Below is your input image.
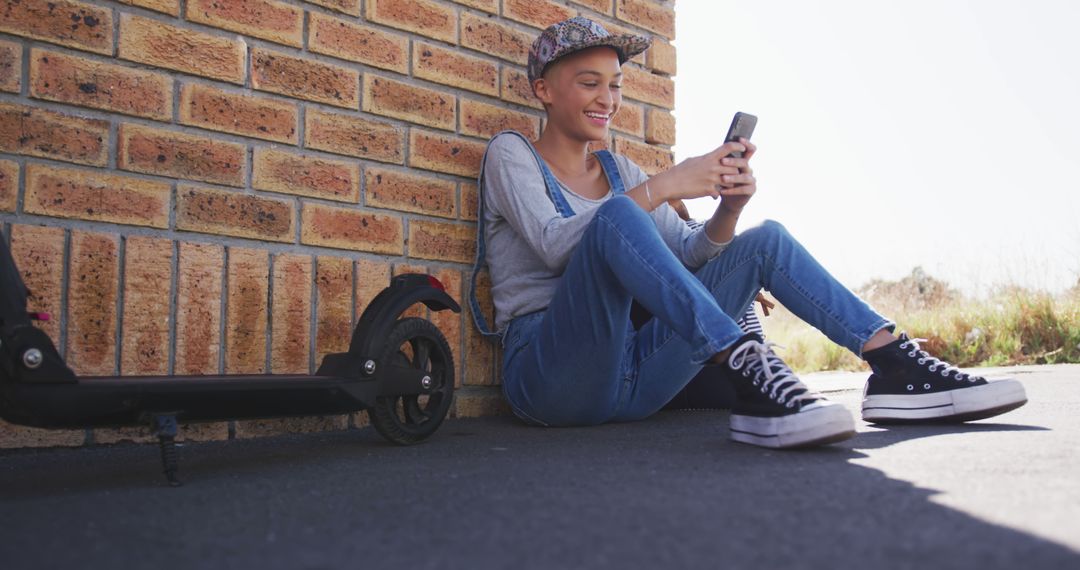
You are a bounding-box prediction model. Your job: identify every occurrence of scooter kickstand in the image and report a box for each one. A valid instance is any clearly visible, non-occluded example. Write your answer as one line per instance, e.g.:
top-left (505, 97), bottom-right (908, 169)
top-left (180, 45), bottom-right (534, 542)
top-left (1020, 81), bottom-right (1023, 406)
top-left (150, 414), bottom-right (182, 487)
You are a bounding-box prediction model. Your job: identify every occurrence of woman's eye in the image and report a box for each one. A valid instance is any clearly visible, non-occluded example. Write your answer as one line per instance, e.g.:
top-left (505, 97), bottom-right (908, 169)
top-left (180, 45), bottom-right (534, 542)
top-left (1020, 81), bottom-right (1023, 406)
top-left (610, 84), bottom-right (622, 90)
top-left (581, 82), bottom-right (598, 87)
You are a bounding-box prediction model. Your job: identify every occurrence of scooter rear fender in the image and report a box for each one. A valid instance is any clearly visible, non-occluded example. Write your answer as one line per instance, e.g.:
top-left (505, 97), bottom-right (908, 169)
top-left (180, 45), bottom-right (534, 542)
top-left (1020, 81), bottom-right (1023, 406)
top-left (347, 273), bottom-right (461, 361)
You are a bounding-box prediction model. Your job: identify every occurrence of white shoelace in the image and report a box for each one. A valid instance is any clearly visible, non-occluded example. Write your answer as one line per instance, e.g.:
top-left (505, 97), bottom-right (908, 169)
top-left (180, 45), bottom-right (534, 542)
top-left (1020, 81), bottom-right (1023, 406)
top-left (728, 340), bottom-right (816, 407)
top-left (900, 337), bottom-right (978, 382)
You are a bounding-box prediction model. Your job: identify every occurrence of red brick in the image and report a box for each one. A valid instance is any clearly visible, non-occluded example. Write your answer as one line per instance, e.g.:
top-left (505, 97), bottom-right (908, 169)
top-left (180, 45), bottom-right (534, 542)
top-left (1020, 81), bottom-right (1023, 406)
top-left (0, 39), bottom-right (20, 93)
top-left (461, 12), bottom-right (531, 65)
top-left (118, 0), bottom-right (180, 16)
top-left (408, 220), bottom-right (475, 264)
top-left (30, 50), bottom-right (173, 121)
top-left (179, 83), bottom-right (298, 144)
top-left (119, 14), bottom-right (247, 84)
top-left (461, 98), bottom-right (541, 140)
top-left (450, 0), bottom-right (496, 14)
top-left (234, 415), bottom-right (347, 439)
top-left (460, 181), bottom-right (479, 221)
top-left (0, 160), bottom-right (16, 212)
top-left (0, 419), bottom-right (84, 449)
top-left (300, 203), bottom-right (403, 254)
top-left (500, 66), bottom-right (543, 110)
top-left (362, 74), bottom-right (455, 131)
top-left (355, 259), bottom-right (391, 317)
top-left (622, 64), bottom-right (674, 108)
top-left (645, 107), bottom-right (675, 146)
top-left (614, 136), bottom-right (672, 176)
top-left (305, 0), bottom-right (360, 16)
top-left (414, 42), bottom-right (498, 97)
top-left (118, 123), bottom-right (247, 187)
top-left (430, 268), bottom-right (462, 387)
top-left (308, 12), bottom-right (408, 75)
top-left (464, 270), bottom-right (495, 385)
top-left (173, 423), bottom-right (231, 442)
top-left (67, 231), bottom-right (118, 376)
top-left (611, 101), bottom-right (644, 137)
top-left (10, 224), bottom-right (64, 344)
top-left (271, 253), bottom-right (311, 374)
top-left (225, 247), bottom-right (269, 374)
top-left (647, 37), bottom-right (676, 76)
top-left (365, 166), bottom-right (456, 219)
top-left (315, 256), bottom-right (353, 363)
top-left (177, 185), bottom-right (296, 243)
top-left (175, 242), bottom-right (223, 375)
top-left (366, 0), bottom-right (457, 44)
top-left (504, 0), bottom-right (576, 29)
top-left (24, 164), bottom-right (171, 228)
top-left (93, 422), bottom-right (229, 445)
top-left (409, 130), bottom-right (486, 177)
top-left (0, 102), bottom-right (109, 166)
top-left (186, 0), bottom-right (303, 47)
top-left (253, 148), bottom-right (359, 203)
top-left (121, 237), bottom-right (172, 375)
top-left (0, 0), bottom-right (112, 55)
top-left (453, 388), bottom-right (510, 417)
top-left (305, 108), bottom-right (404, 164)
top-left (252, 47), bottom-right (359, 109)
top-left (571, 0), bottom-right (612, 15)
top-left (617, 0), bottom-right (675, 39)
top-left (393, 262), bottom-right (427, 277)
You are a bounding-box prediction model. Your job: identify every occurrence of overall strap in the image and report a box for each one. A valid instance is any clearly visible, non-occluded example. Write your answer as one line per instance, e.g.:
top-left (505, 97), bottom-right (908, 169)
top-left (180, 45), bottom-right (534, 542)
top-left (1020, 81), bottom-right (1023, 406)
top-left (469, 131), bottom-right (576, 338)
top-left (592, 149), bottom-right (628, 195)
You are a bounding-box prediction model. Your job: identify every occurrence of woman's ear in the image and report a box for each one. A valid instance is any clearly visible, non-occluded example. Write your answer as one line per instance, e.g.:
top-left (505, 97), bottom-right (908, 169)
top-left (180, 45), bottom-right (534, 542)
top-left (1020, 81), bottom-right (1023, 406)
top-left (533, 77), bottom-right (553, 106)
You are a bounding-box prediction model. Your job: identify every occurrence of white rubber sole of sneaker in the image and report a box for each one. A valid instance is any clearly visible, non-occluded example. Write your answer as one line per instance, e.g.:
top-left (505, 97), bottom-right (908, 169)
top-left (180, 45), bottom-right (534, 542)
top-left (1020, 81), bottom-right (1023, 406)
top-left (862, 378), bottom-right (1027, 423)
top-left (730, 403), bottom-right (856, 449)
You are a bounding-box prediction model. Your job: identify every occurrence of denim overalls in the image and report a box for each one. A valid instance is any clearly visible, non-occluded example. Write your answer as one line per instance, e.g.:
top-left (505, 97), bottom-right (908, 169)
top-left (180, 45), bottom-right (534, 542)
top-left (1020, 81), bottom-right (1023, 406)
top-left (469, 130), bottom-right (626, 339)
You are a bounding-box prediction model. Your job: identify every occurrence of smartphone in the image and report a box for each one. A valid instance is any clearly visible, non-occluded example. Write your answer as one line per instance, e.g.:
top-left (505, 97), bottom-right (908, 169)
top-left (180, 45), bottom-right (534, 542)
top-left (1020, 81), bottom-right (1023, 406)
top-left (724, 112), bottom-right (757, 158)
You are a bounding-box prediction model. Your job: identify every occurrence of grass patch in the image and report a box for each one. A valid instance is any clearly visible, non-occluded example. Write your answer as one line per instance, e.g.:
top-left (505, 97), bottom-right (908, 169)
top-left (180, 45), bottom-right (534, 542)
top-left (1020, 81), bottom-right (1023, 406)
top-left (759, 268), bottom-right (1080, 373)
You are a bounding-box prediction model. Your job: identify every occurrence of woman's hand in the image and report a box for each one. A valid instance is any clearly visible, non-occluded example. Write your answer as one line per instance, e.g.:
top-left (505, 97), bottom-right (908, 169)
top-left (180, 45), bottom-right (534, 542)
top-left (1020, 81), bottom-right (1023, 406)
top-left (716, 138), bottom-right (757, 215)
top-left (702, 138), bottom-right (757, 244)
top-left (649, 141), bottom-right (746, 202)
top-left (755, 292), bottom-right (775, 316)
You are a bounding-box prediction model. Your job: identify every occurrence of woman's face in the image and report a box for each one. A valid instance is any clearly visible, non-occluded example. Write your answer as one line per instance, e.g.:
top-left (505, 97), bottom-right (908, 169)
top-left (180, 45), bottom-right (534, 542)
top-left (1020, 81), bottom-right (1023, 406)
top-left (534, 47), bottom-right (622, 141)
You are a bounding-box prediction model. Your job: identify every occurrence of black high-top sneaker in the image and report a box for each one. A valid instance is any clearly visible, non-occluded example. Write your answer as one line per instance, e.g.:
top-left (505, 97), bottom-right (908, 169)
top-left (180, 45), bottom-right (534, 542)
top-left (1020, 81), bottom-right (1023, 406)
top-left (861, 333), bottom-right (1027, 423)
top-left (725, 334), bottom-right (855, 449)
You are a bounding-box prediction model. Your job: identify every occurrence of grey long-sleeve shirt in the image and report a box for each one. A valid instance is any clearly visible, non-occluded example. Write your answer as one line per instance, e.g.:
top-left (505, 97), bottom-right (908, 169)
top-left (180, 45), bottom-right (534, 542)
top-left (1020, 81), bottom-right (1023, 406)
top-left (482, 133), bottom-right (729, 332)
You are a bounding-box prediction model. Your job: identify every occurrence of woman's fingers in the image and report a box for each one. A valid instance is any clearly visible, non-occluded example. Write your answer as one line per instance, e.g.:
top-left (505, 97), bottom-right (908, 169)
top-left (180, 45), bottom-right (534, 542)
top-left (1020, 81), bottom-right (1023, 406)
top-left (710, 141), bottom-right (746, 159)
top-left (721, 172), bottom-right (755, 185)
top-left (740, 137), bottom-right (757, 160)
top-left (718, 183), bottom-right (755, 197)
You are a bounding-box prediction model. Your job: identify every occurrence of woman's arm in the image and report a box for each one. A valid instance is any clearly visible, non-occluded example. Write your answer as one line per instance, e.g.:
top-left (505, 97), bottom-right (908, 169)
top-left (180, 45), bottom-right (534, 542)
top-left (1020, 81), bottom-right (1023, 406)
top-left (617, 157), bottom-right (732, 269)
top-left (483, 135), bottom-right (596, 272)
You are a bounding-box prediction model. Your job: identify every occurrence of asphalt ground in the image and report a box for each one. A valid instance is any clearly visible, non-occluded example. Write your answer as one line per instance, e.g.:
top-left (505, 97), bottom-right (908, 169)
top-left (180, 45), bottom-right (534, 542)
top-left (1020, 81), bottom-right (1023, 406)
top-left (2, 364), bottom-right (1078, 570)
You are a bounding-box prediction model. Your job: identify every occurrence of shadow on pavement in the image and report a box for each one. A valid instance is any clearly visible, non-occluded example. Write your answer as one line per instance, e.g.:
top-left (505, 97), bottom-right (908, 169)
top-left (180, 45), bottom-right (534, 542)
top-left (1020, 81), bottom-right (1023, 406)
top-left (0, 412), bottom-right (1076, 570)
top-left (851, 421), bottom-right (1050, 450)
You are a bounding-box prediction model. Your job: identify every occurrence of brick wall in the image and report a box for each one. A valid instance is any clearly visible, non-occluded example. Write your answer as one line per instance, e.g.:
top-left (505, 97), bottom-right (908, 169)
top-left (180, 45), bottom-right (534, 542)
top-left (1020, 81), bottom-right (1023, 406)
top-left (0, 0), bottom-right (676, 449)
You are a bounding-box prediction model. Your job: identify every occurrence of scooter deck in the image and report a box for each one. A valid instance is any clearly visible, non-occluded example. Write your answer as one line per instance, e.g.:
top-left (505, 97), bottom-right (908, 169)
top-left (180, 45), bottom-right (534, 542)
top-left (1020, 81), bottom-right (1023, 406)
top-left (1, 373), bottom-right (382, 428)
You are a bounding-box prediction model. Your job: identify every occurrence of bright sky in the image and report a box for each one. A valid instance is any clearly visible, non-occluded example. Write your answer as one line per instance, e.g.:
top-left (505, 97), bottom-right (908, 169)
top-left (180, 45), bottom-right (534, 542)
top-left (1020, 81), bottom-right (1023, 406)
top-left (673, 0), bottom-right (1080, 296)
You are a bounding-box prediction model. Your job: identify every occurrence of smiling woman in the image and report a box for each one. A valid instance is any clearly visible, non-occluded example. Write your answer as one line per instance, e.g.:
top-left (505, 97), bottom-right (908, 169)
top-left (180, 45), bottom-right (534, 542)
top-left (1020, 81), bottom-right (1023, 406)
top-left (468, 16), bottom-right (1027, 450)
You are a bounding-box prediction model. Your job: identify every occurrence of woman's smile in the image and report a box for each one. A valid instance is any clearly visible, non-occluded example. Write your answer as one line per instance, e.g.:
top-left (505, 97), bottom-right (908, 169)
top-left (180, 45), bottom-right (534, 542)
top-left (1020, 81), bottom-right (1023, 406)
top-left (584, 111), bottom-right (611, 126)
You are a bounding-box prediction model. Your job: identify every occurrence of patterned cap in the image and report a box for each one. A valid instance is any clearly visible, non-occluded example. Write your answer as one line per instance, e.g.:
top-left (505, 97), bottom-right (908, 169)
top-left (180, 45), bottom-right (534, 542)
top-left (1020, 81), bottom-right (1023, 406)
top-left (527, 17), bottom-right (652, 84)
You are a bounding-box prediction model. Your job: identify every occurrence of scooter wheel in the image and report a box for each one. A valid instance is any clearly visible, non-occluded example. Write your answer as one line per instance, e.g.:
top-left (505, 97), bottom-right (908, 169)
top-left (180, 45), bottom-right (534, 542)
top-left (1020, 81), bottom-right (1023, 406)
top-left (368, 317), bottom-right (455, 445)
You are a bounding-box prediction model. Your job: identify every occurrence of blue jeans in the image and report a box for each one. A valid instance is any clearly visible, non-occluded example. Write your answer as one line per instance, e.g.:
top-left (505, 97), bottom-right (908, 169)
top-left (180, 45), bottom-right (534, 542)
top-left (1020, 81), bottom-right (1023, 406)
top-left (500, 196), bottom-right (894, 427)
